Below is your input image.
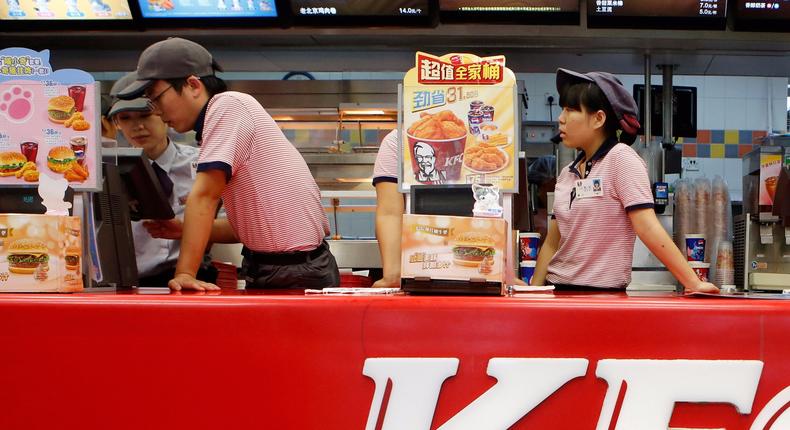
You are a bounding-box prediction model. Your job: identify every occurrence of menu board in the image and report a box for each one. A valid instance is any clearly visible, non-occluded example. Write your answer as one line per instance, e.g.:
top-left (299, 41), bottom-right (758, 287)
top-left (0, 48), bottom-right (100, 191)
top-left (0, 0), bottom-right (133, 19)
top-left (138, 0), bottom-right (276, 17)
top-left (400, 52), bottom-right (518, 192)
top-left (589, 0), bottom-right (726, 17)
top-left (588, 0), bottom-right (727, 28)
top-left (291, 0), bottom-right (429, 16)
top-left (737, 0), bottom-right (789, 17)
top-left (440, 0), bottom-right (579, 12)
top-left (734, 0), bottom-right (789, 30)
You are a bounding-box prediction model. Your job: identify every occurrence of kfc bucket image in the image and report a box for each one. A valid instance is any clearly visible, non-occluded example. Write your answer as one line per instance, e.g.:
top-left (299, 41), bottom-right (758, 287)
top-left (407, 110), bottom-right (468, 184)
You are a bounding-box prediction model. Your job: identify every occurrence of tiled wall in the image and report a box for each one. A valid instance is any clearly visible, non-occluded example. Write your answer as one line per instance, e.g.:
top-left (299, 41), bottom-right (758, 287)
top-left (679, 129), bottom-right (767, 158)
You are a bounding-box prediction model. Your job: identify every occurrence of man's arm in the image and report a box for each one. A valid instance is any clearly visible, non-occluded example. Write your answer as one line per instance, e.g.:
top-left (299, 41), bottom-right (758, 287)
top-left (372, 181), bottom-right (404, 288)
top-left (169, 169), bottom-right (227, 291)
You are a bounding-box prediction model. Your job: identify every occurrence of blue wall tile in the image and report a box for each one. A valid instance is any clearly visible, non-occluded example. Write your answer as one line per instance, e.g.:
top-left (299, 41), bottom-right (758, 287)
top-left (697, 145), bottom-right (711, 158)
top-left (738, 130), bottom-right (753, 144)
top-left (725, 144), bottom-right (739, 158)
top-left (710, 130), bottom-right (725, 144)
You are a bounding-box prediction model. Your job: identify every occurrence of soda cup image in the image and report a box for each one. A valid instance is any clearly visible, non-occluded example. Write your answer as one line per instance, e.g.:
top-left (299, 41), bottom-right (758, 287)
top-left (684, 234), bottom-right (706, 262)
top-left (520, 261), bottom-right (537, 285)
top-left (518, 232), bottom-right (541, 261)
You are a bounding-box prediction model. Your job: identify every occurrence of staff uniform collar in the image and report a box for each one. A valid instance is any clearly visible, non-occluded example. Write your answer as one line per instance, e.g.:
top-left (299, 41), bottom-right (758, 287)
top-left (194, 102), bottom-right (209, 143)
top-left (568, 137), bottom-right (618, 177)
top-left (149, 139), bottom-right (176, 172)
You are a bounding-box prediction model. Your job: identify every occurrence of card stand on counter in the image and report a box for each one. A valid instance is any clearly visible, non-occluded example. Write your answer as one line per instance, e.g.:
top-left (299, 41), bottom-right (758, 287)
top-left (396, 52), bottom-right (520, 296)
top-left (0, 47), bottom-right (105, 292)
top-left (402, 276), bottom-right (503, 296)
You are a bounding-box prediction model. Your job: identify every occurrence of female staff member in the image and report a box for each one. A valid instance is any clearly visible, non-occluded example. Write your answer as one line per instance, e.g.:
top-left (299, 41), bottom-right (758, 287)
top-left (531, 68), bottom-right (717, 293)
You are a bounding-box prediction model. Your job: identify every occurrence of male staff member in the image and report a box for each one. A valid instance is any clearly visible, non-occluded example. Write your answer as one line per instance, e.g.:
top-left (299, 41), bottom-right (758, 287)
top-left (108, 72), bottom-right (217, 287)
top-left (118, 38), bottom-right (339, 291)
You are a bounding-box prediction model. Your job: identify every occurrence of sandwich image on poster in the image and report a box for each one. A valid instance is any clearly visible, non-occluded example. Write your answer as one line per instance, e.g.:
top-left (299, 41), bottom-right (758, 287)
top-left (0, 214), bottom-right (83, 293)
top-left (401, 214), bottom-right (507, 284)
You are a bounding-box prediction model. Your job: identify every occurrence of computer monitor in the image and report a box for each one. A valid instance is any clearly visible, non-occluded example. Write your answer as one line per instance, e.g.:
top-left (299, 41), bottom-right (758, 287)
top-left (633, 85), bottom-right (698, 139)
top-left (0, 187), bottom-right (74, 215)
top-left (410, 184), bottom-right (475, 216)
top-left (93, 162), bottom-right (138, 288)
top-left (102, 148), bottom-right (175, 221)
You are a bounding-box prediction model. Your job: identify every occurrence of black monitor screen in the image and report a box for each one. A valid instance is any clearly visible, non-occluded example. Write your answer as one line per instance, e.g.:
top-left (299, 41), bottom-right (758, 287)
top-left (633, 85), bottom-right (698, 139)
top-left (411, 184), bottom-right (475, 217)
top-left (588, 0), bottom-right (727, 28)
top-left (103, 149), bottom-right (174, 221)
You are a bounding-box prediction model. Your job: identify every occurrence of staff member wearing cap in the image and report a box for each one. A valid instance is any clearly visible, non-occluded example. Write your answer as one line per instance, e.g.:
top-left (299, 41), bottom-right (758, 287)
top-left (109, 72), bottom-right (218, 287)
top-left (531, 69), bottom-right (718, 293)
top-left (117, 38), bottom-right (339, 291)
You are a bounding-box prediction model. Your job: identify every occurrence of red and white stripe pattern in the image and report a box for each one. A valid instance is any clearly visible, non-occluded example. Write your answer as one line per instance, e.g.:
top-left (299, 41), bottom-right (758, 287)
top-left (198, 91), bottom-right (329, 253)
top-left (548, 143), bottom-right (654, 288)
top-left (373, 129), bottom-right (399, 184)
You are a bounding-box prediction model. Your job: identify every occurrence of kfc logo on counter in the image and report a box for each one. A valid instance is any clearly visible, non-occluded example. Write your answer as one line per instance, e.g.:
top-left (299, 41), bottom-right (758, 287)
top-left (364, 358), bottom-right (790, 430)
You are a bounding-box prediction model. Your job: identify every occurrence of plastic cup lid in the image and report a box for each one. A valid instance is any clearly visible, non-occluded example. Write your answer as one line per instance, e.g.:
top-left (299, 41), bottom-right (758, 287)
top-left (520, 260), bottom-right (537, 267)
top-left (519, 232), bottom-right (541, 238)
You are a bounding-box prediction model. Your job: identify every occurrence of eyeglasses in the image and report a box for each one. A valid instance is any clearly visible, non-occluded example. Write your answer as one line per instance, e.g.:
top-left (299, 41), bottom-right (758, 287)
top-left (146, 85), bottom-right (173, 110)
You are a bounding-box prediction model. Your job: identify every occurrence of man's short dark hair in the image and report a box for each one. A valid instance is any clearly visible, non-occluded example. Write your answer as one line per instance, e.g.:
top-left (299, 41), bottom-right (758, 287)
top-left (167, 75), bottom-right (227, 98)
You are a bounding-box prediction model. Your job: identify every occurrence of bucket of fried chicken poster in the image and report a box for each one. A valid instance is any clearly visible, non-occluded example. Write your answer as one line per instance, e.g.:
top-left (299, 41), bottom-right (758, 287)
top-left (400, 52), bottom-right (518, 192)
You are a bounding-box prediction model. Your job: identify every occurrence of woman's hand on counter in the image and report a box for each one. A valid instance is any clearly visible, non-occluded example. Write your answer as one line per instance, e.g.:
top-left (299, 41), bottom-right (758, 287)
top-left (143, 219), bottom-right (183, 240)
top-left (168, 272), bottom-right (220, 291)
top-left (686, 281), bottom-right (720, 294)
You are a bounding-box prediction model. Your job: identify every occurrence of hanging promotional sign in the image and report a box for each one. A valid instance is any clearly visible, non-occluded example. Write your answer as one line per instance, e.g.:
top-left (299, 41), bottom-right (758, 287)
top-left (400, 52), bottom-right (518, 192)
top-left (0, 48), bottom-right (100, 191)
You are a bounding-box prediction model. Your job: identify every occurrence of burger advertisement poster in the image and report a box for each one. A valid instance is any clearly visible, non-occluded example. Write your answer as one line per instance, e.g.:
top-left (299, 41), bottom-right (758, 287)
top-left (0, 214), bottom-right (83, 292)
top-left (400, 52), bottom-right (518, 192)
top-left (401, 214), bottom-right (508, 284)
top-left (0, 47), bottom-right (99, 191)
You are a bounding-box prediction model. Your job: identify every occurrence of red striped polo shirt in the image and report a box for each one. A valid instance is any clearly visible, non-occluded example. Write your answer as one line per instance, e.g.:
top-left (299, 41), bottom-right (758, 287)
top-left (373, 129), bottom-right (399, 185)
top-left (547, 140), bottom-right (654, 288)
top-left (196, 91), bottom-right (329, 253)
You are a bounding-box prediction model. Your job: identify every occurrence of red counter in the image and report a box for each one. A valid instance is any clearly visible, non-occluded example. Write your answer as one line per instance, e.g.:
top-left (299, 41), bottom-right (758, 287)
top-left (0, 290), bottom-right (788, 429)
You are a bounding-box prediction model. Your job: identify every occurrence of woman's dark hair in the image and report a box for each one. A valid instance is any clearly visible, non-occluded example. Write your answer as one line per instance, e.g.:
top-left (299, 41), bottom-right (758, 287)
top-left (167, 75), bottom-right (228, 98)
top-left (559, 81), bottom-right (636, 144)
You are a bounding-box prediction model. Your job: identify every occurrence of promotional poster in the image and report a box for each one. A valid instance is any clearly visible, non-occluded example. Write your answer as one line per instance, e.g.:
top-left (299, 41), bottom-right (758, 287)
top-left (400, 52), bottom-right (518, 192)
top-left (0, 214), bottom-right (83, 292)
top-left (0, 0), bottom-right (132, 19)
top-left (400, 214), bottom-right (508, 283)
top-left (0, 48), bottom-right (100, 191)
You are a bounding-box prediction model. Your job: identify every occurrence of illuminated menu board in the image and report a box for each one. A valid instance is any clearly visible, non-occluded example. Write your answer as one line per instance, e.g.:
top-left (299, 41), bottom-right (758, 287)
top-left (440, 0), bottom-right (579, 23)
top-left (291, 0), bottom-right (430, 17)
top-left (588, 0), bottom-right (727, 28)
top-left (0, 0), bottom-right (133, 20)
top-left (589, 0), bottom-right (725, 17)
top-left (734, 0), bottom-right (789, 30)
top-left (440, 0), bottom-right (579, 12)
top-left (139, 0), bottom-right (277, 18)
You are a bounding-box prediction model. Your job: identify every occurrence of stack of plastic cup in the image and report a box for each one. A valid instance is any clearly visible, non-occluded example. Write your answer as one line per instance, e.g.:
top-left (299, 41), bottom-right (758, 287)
top-left (713, 240), bottom-right (735, 287)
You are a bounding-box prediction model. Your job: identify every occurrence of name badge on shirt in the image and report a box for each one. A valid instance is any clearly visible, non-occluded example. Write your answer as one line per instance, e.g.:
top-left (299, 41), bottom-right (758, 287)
top-left (574, 178), bottom-right (604, 199)
top-left (190, 161), bottom-right (198, 180)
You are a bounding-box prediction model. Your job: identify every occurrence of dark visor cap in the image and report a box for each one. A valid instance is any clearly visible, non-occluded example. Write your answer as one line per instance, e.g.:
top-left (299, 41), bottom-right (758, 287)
top-left (117, 37), bottom-right (222, 100)
top-left (556, 68), bottom-right (641, 136)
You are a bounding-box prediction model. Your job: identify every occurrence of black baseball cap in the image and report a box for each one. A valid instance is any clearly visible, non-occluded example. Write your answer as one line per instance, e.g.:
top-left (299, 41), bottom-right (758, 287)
top-left (107, 72), bottom-right (150, 117)
top-left (117, 37), bottom-right (222, 100)
top-left (556, 68), bottom-right (641, 136)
